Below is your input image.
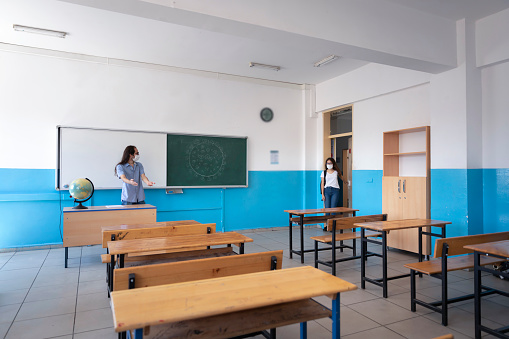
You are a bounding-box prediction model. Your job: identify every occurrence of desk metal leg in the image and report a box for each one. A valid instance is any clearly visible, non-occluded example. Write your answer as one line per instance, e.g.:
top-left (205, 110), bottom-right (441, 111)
top-left (64, 247), bottom-right (68, 268)
top-left (110, 255), bottom-right (115, 293)
top-left (332, 220), bottom-right (337, 276)
top-left (300, 215), bottom-right (304, 263)
top-left (418, 227), bottom-right (423, 278)
top-left (332, 293), bottom-right (340, 339)
top-left (240, 243), bottom-right (245, 254)
top-left (474, 251), bottom-right (482, 339)
top-left (289, 214), bottom-right (293, 259)
top-left (382, 231), bottom-right (388, 298)
top-left (300, 322), bottom-right (307, 339)
top-left (132, 328), bottom-right (143, 339)
top-left (360, 228), bottom-right (366, 289)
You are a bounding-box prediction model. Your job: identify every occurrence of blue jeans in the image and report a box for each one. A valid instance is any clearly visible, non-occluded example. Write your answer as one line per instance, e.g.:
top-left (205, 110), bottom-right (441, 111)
top-left (121, 200), bottom-right (146, 205)
top-left (323, 187), bottom-right (340, 216)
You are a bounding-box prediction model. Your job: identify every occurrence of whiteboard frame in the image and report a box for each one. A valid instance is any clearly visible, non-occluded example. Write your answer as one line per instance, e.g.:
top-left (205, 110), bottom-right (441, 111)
top-left (56, 126), bottom-right (249, 190)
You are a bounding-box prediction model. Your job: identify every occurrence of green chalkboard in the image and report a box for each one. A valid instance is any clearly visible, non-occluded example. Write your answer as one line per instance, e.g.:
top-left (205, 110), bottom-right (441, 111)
top-left (166, 134), bottom-right (247, 187)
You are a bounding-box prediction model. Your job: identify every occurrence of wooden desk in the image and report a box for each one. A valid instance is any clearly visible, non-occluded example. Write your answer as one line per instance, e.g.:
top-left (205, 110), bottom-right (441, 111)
top-left (63, 204), bottom-right (156, 267)
top-left (110, 266), bottom-right (357, 338)
top-left (464, 241), bottom-right (509, 339)
top-left (107, 232), bottom-right (253, 291)
top-left (354, 219), bottom-right (451, 298)
top-left (284, 207), bottom-right (358, 263)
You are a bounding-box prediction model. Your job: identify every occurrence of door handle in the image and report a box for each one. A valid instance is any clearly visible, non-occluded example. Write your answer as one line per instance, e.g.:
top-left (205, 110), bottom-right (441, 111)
top-left (398, 180), bottom-right (401, 193)
top-left (403, 179), bottom-right (406, 193)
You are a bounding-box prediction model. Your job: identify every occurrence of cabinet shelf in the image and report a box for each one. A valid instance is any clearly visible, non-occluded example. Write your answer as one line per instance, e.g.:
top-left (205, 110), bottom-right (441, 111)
top-left (384, 151), bottom-right (426, 156)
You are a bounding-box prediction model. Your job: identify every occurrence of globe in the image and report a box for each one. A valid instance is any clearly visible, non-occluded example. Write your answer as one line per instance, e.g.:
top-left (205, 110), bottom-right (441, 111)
top-left (69, 178), bottom-right (94, 209)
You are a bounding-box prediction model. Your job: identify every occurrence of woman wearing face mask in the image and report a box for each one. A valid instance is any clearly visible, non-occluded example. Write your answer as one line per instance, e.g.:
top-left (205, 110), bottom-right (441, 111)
top-left (114, 145), bottom-right (155, 205)
top-left (320, 157), bottom-right (344, 213)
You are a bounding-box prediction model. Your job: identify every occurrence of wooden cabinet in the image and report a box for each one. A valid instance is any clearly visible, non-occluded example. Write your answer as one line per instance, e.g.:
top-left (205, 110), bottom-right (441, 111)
top-left (382, 127), bottom-right (430, 254)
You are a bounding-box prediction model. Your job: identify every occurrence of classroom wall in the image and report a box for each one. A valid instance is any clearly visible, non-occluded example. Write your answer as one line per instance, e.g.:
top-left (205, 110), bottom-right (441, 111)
top-left (481, 60), bottom-right (509, 234)
top-left (315, 15), bottom-right (509, 237)
top-left (0, 47), bottom-right (314, 249)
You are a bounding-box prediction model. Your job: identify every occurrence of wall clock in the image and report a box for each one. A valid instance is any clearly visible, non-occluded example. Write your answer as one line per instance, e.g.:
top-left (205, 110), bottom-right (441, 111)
top-left (260, 107), bottom-right (274, 122)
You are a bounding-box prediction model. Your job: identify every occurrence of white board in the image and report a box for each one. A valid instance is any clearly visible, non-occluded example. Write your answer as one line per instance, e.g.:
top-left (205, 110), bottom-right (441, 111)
top-left (58, 127), bottom-right (167, 189)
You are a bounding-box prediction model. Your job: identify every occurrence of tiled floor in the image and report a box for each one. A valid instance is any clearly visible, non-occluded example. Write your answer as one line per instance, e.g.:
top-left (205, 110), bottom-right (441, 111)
top-left (0, 227), bottom-right (508, 338)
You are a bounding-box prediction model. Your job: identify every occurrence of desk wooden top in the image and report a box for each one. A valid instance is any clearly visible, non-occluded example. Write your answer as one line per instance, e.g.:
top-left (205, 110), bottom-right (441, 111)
top-left (353, 219), bottom-right (452, 231)
top-left (284, 207), bottom-right (359, 215)
top-left (110, 266), bottom-right (357, 332)
top-left (63, 204), bottom-right (156, 213)
top-left (101, 220), bottom-right (200, 232)
top-left (107, 232), bottom-right (253, 255)
top-left (464, 240), bottom-right (509, 258)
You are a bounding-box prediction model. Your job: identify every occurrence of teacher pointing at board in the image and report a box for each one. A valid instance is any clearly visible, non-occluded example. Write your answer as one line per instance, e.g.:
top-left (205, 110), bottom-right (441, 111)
top-left (114, 145), bottom-right (155, 205)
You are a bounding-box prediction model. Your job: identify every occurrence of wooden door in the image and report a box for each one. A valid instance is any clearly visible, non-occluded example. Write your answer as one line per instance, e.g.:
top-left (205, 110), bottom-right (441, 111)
top-left (382, 177), bottom-right (402, 220)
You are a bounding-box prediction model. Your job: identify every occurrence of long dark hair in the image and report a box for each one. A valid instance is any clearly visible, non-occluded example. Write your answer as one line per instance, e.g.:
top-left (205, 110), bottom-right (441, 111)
top-left (324, 157), bottom-right (341, 174)
top-left (114, 145), bottom-right (136, 176)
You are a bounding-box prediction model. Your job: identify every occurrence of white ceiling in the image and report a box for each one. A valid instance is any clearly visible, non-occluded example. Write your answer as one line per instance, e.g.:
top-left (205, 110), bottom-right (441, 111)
top-left (0, 0), bottom-right (508, 85)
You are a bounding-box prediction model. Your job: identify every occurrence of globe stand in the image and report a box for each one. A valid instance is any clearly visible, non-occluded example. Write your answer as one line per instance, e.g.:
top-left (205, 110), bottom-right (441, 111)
top-left (72, 200), bottom-right (88, 209)
top-left (70, 178), bottom-right (95, 210)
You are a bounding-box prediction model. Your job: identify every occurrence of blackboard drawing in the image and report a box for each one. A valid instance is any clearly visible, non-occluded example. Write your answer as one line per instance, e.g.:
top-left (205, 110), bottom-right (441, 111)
top-left (186, 139), bottom-right (226, 181)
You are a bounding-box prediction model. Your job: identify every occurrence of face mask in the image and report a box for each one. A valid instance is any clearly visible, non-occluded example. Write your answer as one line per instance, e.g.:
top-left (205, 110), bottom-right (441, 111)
top-left (327, 164), bottom-right (333, 169)
top-left (134, 155), bottom-right (140, 162)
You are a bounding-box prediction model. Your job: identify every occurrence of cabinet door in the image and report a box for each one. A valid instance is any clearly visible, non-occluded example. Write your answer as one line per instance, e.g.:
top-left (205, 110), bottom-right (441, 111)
top-left (401, 177), bottom-right (427, 219)
top-left (388, 177), bottom-right (430, 255)
top-left (382, 177), bottom-right (402, 219)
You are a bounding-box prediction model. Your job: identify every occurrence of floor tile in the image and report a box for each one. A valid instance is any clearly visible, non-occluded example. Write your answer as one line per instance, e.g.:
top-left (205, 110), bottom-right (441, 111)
top-left (315, 307), bottom-right (380, 335)
top-left (78, 279), bottom-right (106, 295)
top-left (423, 304), bottom-right (505, 337)
top-left (76, 292), bottom-right (111, 312)
top-left (15, 296), bottom-right (76, 321)
top-left (5, 313), bottom-right (74, 339)
top-left (0, 322), bottom-right (10, 338)
top-left (386, 316), bottom-right (472, 339)
top-left (348, 298), bottom-right (419, 325)
top-left (74, 307), bottom-right (114, 333)
top-left (74, 327), bottom-right (117, 339)
top-left (0, 303), bottom-right (21, 324)
top-left (25, 283), bottom-right (78, 302)
top-left (456, 299), bottom-right (509, 326)
top-left (32, 271), bottom-right (79, 288)
top-left (342, 326), bottom-right (406, 339)
top-left (78, 268), bottom-right (106, 283)
top-left (0, 289), bottom-right (29, 307)
top-left (0, 267), bottom-right (38, 282)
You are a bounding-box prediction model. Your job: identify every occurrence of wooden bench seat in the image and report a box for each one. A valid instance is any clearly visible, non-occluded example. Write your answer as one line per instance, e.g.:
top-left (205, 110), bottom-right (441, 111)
top-left (100, 247), bottom-right (234, 264)
top-left (312, 214), bottom-right (387, 276)
top-left (404, 254), bottom-right (502, 275)
top-left (404, 231), bottom-right (509, 326)
top-left (141, 299), bottom-right (330, 339)
top-left (311, 230), bottom-right (382, 243)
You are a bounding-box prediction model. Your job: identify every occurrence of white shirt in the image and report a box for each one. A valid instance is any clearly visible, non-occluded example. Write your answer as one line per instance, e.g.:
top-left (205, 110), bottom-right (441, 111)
top-left (321, 170), bottom-right (340, 189)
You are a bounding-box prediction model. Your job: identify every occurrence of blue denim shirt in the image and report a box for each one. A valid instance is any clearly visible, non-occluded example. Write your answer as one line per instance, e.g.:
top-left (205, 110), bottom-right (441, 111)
top-left (116, 162), bottom-right (145, 203)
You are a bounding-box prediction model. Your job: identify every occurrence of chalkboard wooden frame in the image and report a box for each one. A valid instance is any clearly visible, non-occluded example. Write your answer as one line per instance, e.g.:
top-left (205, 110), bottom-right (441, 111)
top-left (56, 126), bottom-right (248, 190)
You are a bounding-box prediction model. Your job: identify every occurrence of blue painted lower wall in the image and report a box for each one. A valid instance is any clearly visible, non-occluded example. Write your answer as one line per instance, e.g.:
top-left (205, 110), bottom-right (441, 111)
top-left (483, 169), bottom-right (509, 233)
top-left (1, 168), bottom-right (508, 248)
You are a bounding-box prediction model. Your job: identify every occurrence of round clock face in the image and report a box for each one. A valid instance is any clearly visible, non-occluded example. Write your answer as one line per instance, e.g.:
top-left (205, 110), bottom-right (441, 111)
top-left (260, 107), bottom-right (274, 122)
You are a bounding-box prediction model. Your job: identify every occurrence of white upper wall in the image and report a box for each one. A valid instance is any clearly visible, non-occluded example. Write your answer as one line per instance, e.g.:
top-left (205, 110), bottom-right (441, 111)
top-left (316, 63), bottom-right (431, 112)
top-left (476, 7), bottom-right (509, 67)
top-left (353, 84), bottom-right (430, 171)
top-left (482, 61), bottom-right (509, 168)
top-left (0, 48), bottom-right (304, 171)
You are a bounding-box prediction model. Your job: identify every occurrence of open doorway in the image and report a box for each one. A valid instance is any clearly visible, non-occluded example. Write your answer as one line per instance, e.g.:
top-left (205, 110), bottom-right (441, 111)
top-left (323, 106), bottom-right (353, 208)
